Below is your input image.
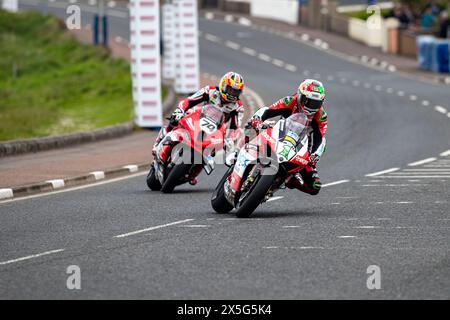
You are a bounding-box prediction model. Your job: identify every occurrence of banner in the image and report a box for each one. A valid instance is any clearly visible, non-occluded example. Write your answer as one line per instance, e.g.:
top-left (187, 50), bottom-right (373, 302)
top-left (130, 0), bottom-right (163, 128)
top-left (174, 0), bottom-right (200, 94)
top-left (162, 3), bottom-right (175, 80)
top-left (2, 0), bottom-right (18, 12)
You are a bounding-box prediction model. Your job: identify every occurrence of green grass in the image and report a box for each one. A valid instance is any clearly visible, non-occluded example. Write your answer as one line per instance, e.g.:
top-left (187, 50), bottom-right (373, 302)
top-left (0, 10), bottom-right (166, 141)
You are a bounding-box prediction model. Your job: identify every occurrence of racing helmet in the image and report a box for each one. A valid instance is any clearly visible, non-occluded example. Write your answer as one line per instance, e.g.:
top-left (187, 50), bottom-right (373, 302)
top-left (297, 79), bottom-right (325, 116)
top-left (219, 72), bottom-right (245, 104)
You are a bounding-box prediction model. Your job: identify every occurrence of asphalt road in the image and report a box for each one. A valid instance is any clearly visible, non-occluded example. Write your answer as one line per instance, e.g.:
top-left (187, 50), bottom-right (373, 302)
top-left (1, 0), bottom-right (449, 299)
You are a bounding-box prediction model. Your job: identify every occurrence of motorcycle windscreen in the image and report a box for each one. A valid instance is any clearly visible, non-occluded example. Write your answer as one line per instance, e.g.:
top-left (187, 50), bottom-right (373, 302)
top-left (200, 104), bottom-right (224, 134)
top-left (278, 113), bottom-right (308, 149)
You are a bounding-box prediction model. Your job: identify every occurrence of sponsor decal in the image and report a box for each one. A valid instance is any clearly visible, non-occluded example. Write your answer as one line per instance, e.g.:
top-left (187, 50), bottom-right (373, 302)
top-left (319, 109), bottom-right (328, 122)
top-left (283, 96), bottom-right (294, 107)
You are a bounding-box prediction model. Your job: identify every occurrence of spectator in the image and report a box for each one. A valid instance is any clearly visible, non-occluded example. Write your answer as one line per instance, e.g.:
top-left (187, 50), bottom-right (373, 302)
top-left (421, 5), bottom-right (437, 32)
top-left (427, 0), bottom-right (442, 16)
top-left (386, 3), bottom-right (411, 29)
top-left (438, 11), bottom-right (450, 38)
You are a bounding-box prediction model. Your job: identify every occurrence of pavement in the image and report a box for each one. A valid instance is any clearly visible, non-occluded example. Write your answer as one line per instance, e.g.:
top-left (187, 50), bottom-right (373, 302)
top-left (1, 0), bottom-right (449, 299)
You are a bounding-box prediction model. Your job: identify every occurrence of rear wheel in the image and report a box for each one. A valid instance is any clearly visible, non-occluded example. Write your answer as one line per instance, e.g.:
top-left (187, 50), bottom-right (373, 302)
top-left (211, 166), bottom-right (234, 214)
top-left (161, 164), bottom-right (191, 193)
top-left (234, 172), bottom-right (275, 218)
top-left (146, 165), bottom-right (162, 191)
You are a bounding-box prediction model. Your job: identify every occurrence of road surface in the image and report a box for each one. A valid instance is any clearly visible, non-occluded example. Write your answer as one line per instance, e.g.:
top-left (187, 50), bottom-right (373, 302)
top-left (1, 0), bottom-right (449, 299)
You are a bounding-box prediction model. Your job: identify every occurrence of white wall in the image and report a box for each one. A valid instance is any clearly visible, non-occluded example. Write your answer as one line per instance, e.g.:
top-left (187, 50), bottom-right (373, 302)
top-left (250, 0), bottom-right (298, 25)
top-left (348, 17), bottom-right (384, 47)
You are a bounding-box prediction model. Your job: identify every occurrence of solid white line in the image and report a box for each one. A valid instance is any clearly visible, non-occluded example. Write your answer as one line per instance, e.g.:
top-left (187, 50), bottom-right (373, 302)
top-left (0, 171), bottom-right (147, 205)
top-left (0, 189), bottom-right (14, 200)
top-left (90, 171), bottom-right (105, 180)
top-left (123, 165), bottom-right (138, 173)
top-left (322, 180), bottom-right (350, 187)
top-left (114, 219), bottom-right (194, 238)
top-left (376, 175), bottom-right (450, 178)
top-left (365, 168), bottom-right (399, 177)
top-left (0, 249), bottom-right (65, 266)
top-left (267, 196), bottom-right (284, 202)
top-left (46, 179), bottom-right (65, 189)
top-left (440, 149), bottom-right (450, 157)
top-left (434, 106), bottom-right (447, 114)
top-left (408, 157), bottom-right (437, 166)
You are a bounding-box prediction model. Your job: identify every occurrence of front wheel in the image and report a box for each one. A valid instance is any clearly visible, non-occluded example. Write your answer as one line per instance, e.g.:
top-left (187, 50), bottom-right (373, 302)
top-left (234, 173), bottom-right (275, 218)
top-left (161, 164), bottom-right (191, 193)
top-left (211, 166), bottom-right (234, 214)
top-left (146, 165), bottom-right (162, 191)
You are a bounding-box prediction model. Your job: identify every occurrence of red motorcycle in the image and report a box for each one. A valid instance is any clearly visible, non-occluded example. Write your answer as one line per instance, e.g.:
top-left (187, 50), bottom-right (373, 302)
top-left (147, 104), bottom-right (227, 193)
top-left (211, 113), bottom-right (311, 217)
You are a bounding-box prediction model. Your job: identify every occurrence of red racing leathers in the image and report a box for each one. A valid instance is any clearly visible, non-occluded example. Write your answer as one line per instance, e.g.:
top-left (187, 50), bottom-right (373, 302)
top-left (251, 93), bottom-right (328, 195)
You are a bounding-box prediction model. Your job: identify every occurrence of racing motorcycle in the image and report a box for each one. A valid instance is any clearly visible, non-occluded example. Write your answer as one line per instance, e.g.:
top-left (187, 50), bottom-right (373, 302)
top-left (147, 104), bottom-right (227, 193)
top-left (211, 113), bottom-right (311, 218)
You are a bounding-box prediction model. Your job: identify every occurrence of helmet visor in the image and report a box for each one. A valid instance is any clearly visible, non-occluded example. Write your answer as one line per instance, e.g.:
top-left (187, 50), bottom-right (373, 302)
top-left (300, 95), bottom-right (323, 112)
top-left (224, 86), bottom-right (242, 99)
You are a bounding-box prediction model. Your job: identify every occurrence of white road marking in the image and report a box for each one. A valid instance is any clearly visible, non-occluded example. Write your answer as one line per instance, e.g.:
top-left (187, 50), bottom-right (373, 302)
top-left (434, 106), bottom-right (447, 114)
top-left (204, 33), bottom-right (220, 43)
top-left (115, 219), bottom-right (194, 238)
top-left (375, 85), bottom-right (382, 91)
top-left (408, 157), bottom-right (437, 166)
top-left (90, 171), bottom-right (105, 180)
top-left (0, 189), bottom-right (14, 200)
top-left (354, 226), bottom-right (379, 229)
top-left (282, 226), bottom-right (301, 228)
top-left (331, 202), bottom-right (341, 205)
top-left (338, 236), bottom-right (357, 239)
top-left (440, 149), bottom-right (450, 157)
top-left (242, 47), bottom-right (256, 56)
top-left (0, 171), bottom-right (148, 205)
top-left (390, 171), bottom-right (450, 175)
top-left (224, 15), bottom-right (234, 23)
top-left (301, 34), bottom-right (310, 41)
top-left (303, 70), bottom-right (311, 76)
top-left (285, 64), bottom-right (297, 72)
top-left (422, 100), bottom-right (430, 106)
top-left (225, 41), bottom-right (240, 50)
top-left (397, 91), bottom-right (405, 96)
top-left (0, 249), bottom-right (65, 266)
top-left (403, 168), bottom-right (450, 171)
top-left (447, 112), bottom-right (450, 118)
top-left (46, 179), bottom-right (65, 189)
top-left (264, 246), bottom-right (279, 249)
top-left (395, 201), bottom-right (413, 204)
top-left (409, 95), bottom-right (417, 101)
top-left (272, 59), bottom-right (284, 67)
top-left (267, 196), bottom-right (284, 202)
top-left (258, 53), bottom-right (271, 62)
top-left (180, 225), bottom-right (210, 228)
top-left (377, 175), bottom-right (450, 178)
top-left (123, 165), bottom-right (138, 172)
top-left (365, 168), bottom-right (399, 177)
top-left (322, 180), bottom-right (350, 187)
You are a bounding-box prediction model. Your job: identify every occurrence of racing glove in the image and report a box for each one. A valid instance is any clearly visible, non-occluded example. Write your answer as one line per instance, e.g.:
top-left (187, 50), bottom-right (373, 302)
top-left (308, 154), bottom-right (320, 167)
top-left (169, 107), bottom-right (185, 126)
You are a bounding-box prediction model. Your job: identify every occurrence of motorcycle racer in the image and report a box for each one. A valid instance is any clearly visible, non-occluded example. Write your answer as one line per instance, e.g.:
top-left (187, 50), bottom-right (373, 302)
top-left (248, 79), bottom-right (327, 195)
top-left (152, 71), bottom-right (246, 158)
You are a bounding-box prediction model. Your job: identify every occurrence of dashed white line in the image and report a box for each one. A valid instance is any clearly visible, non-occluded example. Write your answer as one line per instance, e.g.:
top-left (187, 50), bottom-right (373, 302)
top-left (225, 41), bottom-right (240, 50)
top-left (421, 100), bottom-right (430, 106)
top-left (267, 196), bottom-right (284, 202)
top-left (397, 91), bottom-right (405, 96)
top-left (285, 64), bottom-right (297, 72)
top-left (322, 180), bottom-right (350, 187)
top-left (408, 157), bottom-right (437, 166)
top-left (272, 59), bottom-right (285, 67)
top-left (365, 168), bottom-right (400, 177)
top-left (115, 219), bottom-right (194, 238)
top-left (0, 249), bottom-right (65, 266)
top-left (409, 95), bottom-right (417, 101)
top-left (434, 106), bottom-right (447, 114)
top-left (242, 47), bottom-right (256, 56)
top-left (204, 34), bottom-right (220, 43)
top-left (354, 226), bottom-right (379, 229)
top-left (338, 236), bottom-right (357, 239)
top-left (440, 149), bottom-right (450, 157)
top-left (258, 53), bottom-right (271, 62)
